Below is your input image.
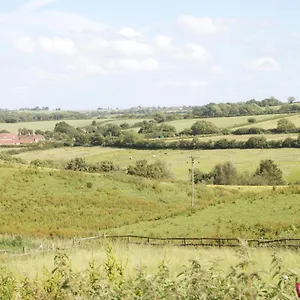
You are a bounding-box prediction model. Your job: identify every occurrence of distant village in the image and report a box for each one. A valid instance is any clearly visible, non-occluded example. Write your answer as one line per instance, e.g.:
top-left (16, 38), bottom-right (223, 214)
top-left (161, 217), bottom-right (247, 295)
top-left (0, 133), bottom-right (45, 146)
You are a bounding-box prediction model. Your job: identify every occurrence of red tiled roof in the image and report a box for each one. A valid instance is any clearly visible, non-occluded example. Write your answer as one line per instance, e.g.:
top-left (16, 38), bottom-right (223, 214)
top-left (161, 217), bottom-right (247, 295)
top-left (0, 134), bottom-right (18, 140)
top-left (0, 134), bottom-right (45, 145)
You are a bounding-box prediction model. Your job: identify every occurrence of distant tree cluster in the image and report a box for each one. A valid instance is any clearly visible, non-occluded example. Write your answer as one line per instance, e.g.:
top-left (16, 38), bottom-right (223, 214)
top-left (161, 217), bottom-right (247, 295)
top-left (0, 110), bottom-right (88, 124)
top-left (127, 159), bottom-right (172, 179)
top-left (193, 160), bottom-right (284, 186)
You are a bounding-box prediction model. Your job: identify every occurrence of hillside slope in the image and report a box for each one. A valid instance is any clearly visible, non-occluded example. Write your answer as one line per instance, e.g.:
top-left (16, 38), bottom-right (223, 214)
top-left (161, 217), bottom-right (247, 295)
top-left (107, 186), bottom-right (300, 239)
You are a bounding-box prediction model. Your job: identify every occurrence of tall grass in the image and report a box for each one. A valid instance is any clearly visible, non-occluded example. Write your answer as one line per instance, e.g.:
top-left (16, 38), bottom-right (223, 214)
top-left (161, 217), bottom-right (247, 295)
top-left (1, 243), bottom-right (300, 299)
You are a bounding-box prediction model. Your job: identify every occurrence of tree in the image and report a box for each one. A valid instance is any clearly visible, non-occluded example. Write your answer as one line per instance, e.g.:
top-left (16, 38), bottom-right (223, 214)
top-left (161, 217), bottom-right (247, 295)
top-left (54, 121), bottom-right (78, 137)
top-left (288, 96), bottom-right (296, 104)
top-left (245, 136), bottom-right (268, 148)
top-left (276, 118), bottom-right (296, 133)
top-left (254, 160), bottom-right (284, 185)
top-left (190, 120), bottom-right (220, 135)
top-left (153, 112), bottom-right (166, 123)
top-left (212, 161), bottom-right (237, 185)
top-left (127, 159), bottom-right (172, 179)
top-left (65, 158), bottom-right (90, 172)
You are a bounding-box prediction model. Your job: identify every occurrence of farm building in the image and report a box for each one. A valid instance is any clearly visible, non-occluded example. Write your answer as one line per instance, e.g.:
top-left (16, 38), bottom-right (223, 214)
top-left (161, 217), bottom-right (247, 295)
top-left (0, 133), bottom-right (45, 145)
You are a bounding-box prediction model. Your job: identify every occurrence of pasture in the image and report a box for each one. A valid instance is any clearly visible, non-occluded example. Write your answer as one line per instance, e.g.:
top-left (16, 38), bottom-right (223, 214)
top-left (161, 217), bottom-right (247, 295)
top-left (163, 133), bottom-right (299, 142)
top-left (108, 186), bottom-right (300, 238)
top-left (165, 114), bottom-right (282, 131)
top-left (0, 113), bottom-right (284, 134)
top-left (234, 113), bottom-right (300, 130)
top-left (16, 147), bottom-right (300, 182)
top-left (0, 165), bottom-right (192, 237)
top-left (0, 119), bottom-right (97, 133)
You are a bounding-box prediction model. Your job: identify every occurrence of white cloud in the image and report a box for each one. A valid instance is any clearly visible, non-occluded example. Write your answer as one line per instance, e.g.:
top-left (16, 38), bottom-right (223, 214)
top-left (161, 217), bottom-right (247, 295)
top-left (174, 43), bottom-right (212, 62)
top-left (157, 79), bottom-right (207, 88)
top-left (154, 35), bottom-right (172, 47)
top-left (20, 0), bottom-right (57, 12)
top-left (118, 27), bottom-right (143, 39)
top-left (246, 57), bottom-right (280, 71)
top-left (110, 39), bottom-right (154, 56)
top-left (210, 65), bottom-right (224, 74)
top-left (177, 15), bottom-right (226, 34)
top-left (84, 64), bottom-right (107, 75)
top-left (86, 37), bottom-right (109, 51)
top-left (13, 36), bottom-right (35, 52)
top-left (109, 58), bottom-right (160, 72)
top-left (190, 80), bottom-right (208, 87)
top-left (39, 37), bottom-right (77, 55)
top-left (21, 66), bottom-right (71, 85)
top-left (12, 11), bottom-right (107, 34)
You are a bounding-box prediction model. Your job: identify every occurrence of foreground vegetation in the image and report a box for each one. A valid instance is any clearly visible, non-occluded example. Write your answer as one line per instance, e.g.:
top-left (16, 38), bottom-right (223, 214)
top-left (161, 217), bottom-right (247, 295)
top-left (1, 243), bottom-right (300, 299)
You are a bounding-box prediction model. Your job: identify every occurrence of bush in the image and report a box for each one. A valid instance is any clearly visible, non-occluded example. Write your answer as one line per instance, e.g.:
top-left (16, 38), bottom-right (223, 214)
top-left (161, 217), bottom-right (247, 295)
top-left (276, 118), bottom-right (297, 133)
top-left (65, 157), bottom-right (90, 172)
top-left (190, 120), bottom-right (220, 135)
top-left (127, 159), bottom-right (172, 179)
top-left (254, 159), bottom-right (285, 185)
top-left (30, 159), bottom-right (55, 168)
top-left (212, 161), bottom-right (237, 185)
top-left (248, 117), bottom-right (256, 123)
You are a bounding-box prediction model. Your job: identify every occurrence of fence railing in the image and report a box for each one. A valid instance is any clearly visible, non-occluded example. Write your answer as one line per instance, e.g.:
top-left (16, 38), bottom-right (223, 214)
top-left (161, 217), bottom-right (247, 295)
top-left (2, 236), bottom-right (300, 258)
top-left (74, 235), bottom-right (300, 249)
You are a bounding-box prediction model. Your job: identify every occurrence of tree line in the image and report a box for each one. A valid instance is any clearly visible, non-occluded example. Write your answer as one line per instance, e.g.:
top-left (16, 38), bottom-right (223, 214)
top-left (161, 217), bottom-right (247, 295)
top-left (193, 160), bottom-right (284, 186)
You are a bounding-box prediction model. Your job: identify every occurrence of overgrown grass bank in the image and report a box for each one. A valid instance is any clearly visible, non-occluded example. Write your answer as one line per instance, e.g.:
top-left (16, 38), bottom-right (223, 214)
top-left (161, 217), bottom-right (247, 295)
top-left (1, 243), bottom-right (300, 299)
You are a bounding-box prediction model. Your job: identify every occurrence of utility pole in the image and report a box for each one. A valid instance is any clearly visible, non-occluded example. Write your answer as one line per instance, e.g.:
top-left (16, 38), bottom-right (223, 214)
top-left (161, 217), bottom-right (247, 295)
top-left (191, 156), bottom-right (195, 208)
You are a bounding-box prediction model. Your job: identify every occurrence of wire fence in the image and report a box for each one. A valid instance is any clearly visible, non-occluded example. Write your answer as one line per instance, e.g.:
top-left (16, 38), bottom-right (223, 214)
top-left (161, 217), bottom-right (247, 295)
top-left (2, 235), bottom-right (300, 258)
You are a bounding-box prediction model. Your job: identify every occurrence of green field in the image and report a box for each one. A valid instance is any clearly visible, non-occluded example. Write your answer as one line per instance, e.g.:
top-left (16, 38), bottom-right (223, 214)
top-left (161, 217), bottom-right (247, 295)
top-left (3, 243), bottom-right (299, 282)
top-left (0, 165), bottom-right (191, 237)
top-left (16, 147), bottom-right (300, 182)
top-left (2, 162), bottom-right (300, 239)
top-left (234, 114), bottom-right (300, 130)
top-left (0, 114), bottom-right (283, 134)
top-left (107, 187), bottom-right (300, 238)
top-left (165, 114), bottom-right (281, 131)
top-left (1, 243), bottom-right (299, 299)
top-left (0, 119), bottom-right (97, 133)
top-left (163, 133), bottom-right (299, 142)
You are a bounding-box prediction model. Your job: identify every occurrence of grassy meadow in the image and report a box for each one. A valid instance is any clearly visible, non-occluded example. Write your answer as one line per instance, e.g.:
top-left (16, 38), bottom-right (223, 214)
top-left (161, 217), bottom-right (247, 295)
top-left (0, 165), bottom-right (193, 237)
top-left (16, 147), bottom-right (300, 182)
top-left (234, 113), bottom-right (300, 130)
top-left (0, 113), bottom-right (284, 134)
top-left (0, 119), bottom-right (97, 133)
top-left (107, 186), bottom-right (300, 238)
top-left (1, 162), bottom-right (300, 239)
top-left (165, 114), bottom-right (281, 131)
top-left (2, 243), bottom-right (300, 281)
top-left (162, 133), bottom-right (299, 142)
top-left (1, 242), bottom-right (299, 299)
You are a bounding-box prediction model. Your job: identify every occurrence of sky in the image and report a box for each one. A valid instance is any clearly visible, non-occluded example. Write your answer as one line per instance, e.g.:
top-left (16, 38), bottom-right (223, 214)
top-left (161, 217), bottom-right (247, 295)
top-left (1, 0), bottom-right (300, 110)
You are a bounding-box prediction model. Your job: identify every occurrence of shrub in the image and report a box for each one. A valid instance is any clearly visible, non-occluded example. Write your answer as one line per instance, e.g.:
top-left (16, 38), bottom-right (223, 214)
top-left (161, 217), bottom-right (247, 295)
top-left (127, 159), bottom-right (172, 179)
top-left (254, 159), bottom-right (285, 185)
top-left (212, 161), bottom-right (237, 185)
top-left (244, 136), bottom-right (268, 148)
top-left (86, 182), bottom-right (93, 188)
top-left (276, 118), bottom-right (297, 133)
top-left (65, 157), bottom-right (90, 172)
top-left (248, 117), bottom-right (256, 123)
top-left (190, 120), bottom-right (220, 135)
